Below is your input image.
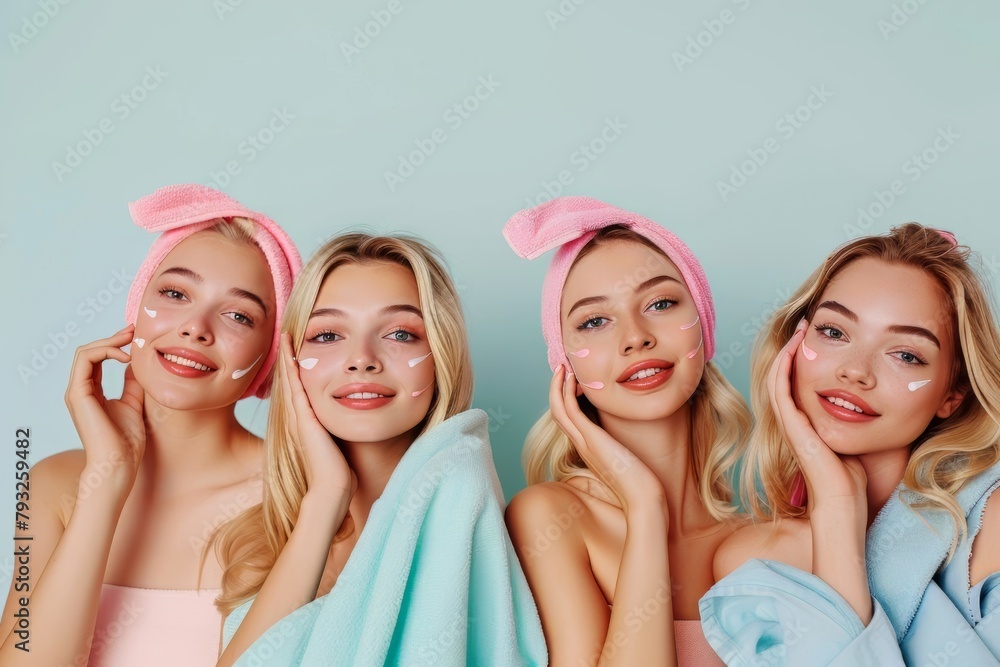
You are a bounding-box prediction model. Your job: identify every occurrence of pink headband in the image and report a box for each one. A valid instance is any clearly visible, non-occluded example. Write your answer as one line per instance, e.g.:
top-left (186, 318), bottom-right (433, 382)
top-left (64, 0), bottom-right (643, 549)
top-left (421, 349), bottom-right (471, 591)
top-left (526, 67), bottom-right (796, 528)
top-left (125, 184), bottom-right (302, 399)
top-left (503, 196), bottom-right (716, 370)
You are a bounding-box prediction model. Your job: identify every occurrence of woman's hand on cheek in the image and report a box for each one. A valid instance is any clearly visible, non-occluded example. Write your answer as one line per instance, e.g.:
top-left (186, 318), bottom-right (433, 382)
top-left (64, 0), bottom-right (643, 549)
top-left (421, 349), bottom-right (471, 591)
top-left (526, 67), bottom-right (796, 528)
top-left (65, 324), bottom-right (146, 498)
top-left (280, 333), bottom-right (358, 505)
top-left (768, 322), bottom-right (867, 513)
top-left (549, 365), bottom-right (665, 517)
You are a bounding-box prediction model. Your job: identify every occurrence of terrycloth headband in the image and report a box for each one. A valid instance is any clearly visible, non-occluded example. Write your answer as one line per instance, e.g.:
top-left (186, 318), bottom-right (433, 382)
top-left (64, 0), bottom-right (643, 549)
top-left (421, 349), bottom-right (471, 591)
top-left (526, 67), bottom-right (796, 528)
top-left (124, 184), bottom-right (302, 399)
top-left (503, 196), bottom-right (715, 371)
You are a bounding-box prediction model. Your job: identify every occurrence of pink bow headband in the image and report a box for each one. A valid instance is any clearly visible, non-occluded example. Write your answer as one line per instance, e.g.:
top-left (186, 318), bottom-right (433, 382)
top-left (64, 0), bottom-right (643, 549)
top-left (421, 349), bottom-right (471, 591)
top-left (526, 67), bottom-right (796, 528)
top-left (125, 184), bottom-right (302, 399)
top-left (503, 196), bottom-right (716, 370)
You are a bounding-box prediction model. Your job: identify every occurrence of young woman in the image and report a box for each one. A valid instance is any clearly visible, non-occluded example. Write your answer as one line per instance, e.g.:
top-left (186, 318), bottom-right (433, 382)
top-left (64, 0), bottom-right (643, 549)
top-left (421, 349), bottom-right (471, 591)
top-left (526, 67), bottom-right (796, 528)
top-left (703, 224), bottom-right (1000, 664)
top-left (502, 196), bottom-right (750, 666)
top-left (0, 184), bottom-right (301, 666)
top-left (215, 233), bottom-right (545, 666)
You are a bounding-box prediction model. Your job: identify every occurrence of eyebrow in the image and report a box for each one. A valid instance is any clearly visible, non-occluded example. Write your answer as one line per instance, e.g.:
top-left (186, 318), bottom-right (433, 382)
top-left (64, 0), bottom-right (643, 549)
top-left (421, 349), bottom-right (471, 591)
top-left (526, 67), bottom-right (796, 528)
top-left (566, 275), bottom-right (680, 318)
top-left (309, 304), bottom-right (423, 320)
top-left (814, 300), bottom-right (941, 349)
top-left (157, 266), bottom-right (268, 316)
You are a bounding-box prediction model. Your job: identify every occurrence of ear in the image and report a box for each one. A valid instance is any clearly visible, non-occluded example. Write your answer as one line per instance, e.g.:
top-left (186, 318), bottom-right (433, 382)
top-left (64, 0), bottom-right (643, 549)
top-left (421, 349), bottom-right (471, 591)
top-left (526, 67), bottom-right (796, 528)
top-left (935, 385), bottom-right (967, 419)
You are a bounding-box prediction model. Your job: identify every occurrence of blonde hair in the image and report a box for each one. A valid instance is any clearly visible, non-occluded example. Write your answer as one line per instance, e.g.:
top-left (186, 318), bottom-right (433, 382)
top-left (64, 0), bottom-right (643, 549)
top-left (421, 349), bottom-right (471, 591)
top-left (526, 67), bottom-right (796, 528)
top-left (213, 233), bottom-right (474, 614)
top-left (522, 226), bottom-right (751, 521)
top-left (741, 224), bottom-right (1000, 545)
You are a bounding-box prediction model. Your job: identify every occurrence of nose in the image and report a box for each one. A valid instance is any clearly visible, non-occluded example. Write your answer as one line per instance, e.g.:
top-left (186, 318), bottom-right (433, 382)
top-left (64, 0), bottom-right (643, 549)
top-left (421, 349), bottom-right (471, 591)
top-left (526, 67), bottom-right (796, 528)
top-left (620, 315), bottom-right (656, 355)
top-left (345, 339), bottom-right (383, 373)
top-left (837, 350), bottom-right (877, 388)
top-left (178, 312), bottom-right (214, 345)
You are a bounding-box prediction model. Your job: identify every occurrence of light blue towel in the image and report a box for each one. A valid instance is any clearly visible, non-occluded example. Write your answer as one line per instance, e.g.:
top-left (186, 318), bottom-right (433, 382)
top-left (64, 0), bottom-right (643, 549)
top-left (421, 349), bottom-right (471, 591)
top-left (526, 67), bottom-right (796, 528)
top-left (222, 409), bottom-right (547, 666)
top-left (701, 460), bottom-right (1000, 666)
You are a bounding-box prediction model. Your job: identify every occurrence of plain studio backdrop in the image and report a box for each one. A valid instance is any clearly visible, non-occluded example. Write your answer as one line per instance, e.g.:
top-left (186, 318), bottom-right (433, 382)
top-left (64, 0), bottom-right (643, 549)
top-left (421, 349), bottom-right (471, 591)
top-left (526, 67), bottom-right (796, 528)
top-left (2, 0), bottom-right (999, 591)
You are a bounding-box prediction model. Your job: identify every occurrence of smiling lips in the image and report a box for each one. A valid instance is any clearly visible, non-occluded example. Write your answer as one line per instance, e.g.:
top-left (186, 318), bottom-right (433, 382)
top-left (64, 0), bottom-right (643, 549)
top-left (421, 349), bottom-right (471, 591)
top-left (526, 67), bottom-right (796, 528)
top-left (156, 347), bottom-right (219, 378)
top-left (817, 390), bottom-right (880, 423)
top-left (616, 359), bottom-right (674, 391)
top-left (333, 383), bottom-right (396, 410)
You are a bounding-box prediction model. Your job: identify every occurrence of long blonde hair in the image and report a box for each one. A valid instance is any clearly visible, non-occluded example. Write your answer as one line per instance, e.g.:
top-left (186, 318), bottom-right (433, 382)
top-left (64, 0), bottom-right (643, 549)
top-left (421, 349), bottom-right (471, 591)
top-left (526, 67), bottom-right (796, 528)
top-left (214, 233), bottom-right (474, 614)
top-left (741, 224), bottom-right (1000, 543)
top-left (522, 227), bottom-right (751, 521)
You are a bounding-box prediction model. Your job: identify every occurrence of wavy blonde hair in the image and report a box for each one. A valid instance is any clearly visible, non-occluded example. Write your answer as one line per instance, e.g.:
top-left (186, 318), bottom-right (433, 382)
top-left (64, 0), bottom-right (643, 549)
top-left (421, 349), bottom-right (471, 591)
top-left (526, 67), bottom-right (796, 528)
top-left (740, 224), bottom-right (1000, 544)
top-left (522, 227), bottom-right (751, 521)
top-left (213, 233), bottom-right (474, 614)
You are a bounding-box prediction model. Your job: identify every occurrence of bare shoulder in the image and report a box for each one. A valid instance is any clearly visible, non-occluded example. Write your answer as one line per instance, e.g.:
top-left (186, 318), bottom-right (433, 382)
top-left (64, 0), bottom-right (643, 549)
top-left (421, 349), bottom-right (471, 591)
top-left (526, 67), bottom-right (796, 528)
top-left (29, 449), bottom-right (88, 523)
top-left (505, 482), bottom-right (593, 564)
top-left (970, 486), bottom-right (1000, 585)
top-left (713, 516), bottom-right (813, 582)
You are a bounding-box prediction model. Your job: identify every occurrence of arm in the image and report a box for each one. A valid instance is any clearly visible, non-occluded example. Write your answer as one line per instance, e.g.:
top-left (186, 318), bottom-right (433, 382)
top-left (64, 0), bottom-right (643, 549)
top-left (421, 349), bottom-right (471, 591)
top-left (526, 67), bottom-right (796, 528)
top-left (515, 366), bottom-right (676, 667)
top-left (970, 489), bottom-right (1000, 588)
top-left (217, 334), bottom-right (355, 667)
top-left (507, 485), bottom-right (672, 667)
top-left (768, 322), bottom-right (872, 623)
top-left (0, 326), bottom-right (145, 665)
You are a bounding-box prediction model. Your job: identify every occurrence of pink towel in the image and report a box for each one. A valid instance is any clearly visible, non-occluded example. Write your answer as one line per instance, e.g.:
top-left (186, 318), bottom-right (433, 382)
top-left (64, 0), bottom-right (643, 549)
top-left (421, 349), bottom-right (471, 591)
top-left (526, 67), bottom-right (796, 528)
top-left (503, 196), bottom-right (715, 370)
top-left (124, 184), bottom-right (302, 399)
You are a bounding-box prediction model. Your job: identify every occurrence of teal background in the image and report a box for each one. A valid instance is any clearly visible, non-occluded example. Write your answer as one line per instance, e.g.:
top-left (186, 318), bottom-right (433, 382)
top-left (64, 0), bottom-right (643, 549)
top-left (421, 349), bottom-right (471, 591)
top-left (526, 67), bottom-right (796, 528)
top-left (2, 0), bottom-right (1000, 590)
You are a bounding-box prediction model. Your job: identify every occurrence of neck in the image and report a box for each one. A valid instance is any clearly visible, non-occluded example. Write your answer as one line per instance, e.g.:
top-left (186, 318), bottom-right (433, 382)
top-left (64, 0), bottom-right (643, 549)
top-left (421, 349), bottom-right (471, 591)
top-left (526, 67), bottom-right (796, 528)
top-left (339, 428), bottom-right (415, 526)
top-left (858, 447), bottom-right (909, 527)
top-left (140, 395), bottom-right (251, 487)
top-left (598, 402), bottom-right (711, 534)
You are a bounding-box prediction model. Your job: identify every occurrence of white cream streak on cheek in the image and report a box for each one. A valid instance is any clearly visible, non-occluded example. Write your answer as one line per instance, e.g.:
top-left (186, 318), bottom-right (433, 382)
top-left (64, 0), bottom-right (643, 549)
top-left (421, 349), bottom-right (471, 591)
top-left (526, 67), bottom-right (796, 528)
top-left (232, 355), bottom-right (262, 380)
top-left (411, 381), bottom-right (434, 397)
top-left (144, 307), bottom-right (157, 318)
top-left (801, 341), bottom-right (818, 361)
top-left (908, 380), bottom-right (931, 392)
top-left (567, 361), bottom-right (604, 390)
top-left (133, 339), bottom-right (145, 348)
top-left (567, 348), bottom-right (590, 358)
top-left (408, 352), bottom-right (432, 367)
top-left (297, 358), bottom-right (319, 370)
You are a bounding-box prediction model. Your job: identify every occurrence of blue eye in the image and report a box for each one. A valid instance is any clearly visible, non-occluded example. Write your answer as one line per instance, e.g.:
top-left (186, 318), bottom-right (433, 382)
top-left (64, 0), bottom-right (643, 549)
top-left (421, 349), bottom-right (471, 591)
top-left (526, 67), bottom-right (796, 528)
top-left (646, 299), bottom-right (676, 312)
top-left (309, 331), bottom-right (340, 343)
top-left (894, 350), bottom-right (927, 366)
top-left (815, 325), bottom-right (845, 341)
top-left (386, 329), bottom-right (417, 342)
top-left (578, 317), bottom-right (608, 330)
top-left (227, 311), bottom-right (255, 327)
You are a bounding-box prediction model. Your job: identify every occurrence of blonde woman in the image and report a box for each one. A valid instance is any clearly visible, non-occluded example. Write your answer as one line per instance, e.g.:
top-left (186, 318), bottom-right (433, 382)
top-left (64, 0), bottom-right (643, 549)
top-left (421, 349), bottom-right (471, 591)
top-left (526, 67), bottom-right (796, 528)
top-left (704, 224), bottom-right (1000, 664)
top-left (0, 184), bottom-right (301, 666)
top-left (503, 197), bottom-right (750, 666)
top-left (215, 233), bottom-right (546, 666)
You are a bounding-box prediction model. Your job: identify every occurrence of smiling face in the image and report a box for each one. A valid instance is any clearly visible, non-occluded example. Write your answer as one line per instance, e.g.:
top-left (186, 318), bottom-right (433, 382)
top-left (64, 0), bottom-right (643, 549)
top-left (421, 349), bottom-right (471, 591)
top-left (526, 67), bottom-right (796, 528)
top-left (559, 239), bottom-right (705, 422)
top-left (296, 261), bottom-right (436, 447)
top-left (130, 230), bottom-right (277, 410)
top-left (792, 258), bottom-right (966, 455)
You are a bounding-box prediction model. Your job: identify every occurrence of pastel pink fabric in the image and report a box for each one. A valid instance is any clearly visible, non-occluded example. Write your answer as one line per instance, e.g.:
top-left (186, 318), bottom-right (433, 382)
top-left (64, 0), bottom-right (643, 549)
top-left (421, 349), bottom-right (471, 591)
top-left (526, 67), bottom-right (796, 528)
top-left (124, 184), bottom-right (302, 399)
top-left (89, 584), bottom-right (222, 667)
top-left (674, 620), bottom-right (726, 667)
top-left (503, 196), bottom-right (715, 370)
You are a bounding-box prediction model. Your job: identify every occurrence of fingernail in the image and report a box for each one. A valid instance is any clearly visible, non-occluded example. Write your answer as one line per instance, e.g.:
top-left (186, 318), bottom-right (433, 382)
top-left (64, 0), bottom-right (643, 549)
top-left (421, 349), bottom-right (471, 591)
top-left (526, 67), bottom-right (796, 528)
top-left (795, 317), bottom-right (807, 332)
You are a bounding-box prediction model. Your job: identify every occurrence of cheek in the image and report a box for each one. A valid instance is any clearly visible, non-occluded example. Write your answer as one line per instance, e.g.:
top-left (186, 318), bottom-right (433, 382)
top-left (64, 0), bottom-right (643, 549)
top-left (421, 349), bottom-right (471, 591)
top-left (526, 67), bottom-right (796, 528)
top-left (385, 345), bottom-right (435, 396)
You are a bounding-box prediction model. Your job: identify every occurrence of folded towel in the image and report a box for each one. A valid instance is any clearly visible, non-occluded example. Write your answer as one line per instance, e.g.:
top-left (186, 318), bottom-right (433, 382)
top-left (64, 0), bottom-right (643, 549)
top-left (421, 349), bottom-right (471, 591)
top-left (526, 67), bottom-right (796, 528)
top-left (222, 409), bottom-right (547, 666)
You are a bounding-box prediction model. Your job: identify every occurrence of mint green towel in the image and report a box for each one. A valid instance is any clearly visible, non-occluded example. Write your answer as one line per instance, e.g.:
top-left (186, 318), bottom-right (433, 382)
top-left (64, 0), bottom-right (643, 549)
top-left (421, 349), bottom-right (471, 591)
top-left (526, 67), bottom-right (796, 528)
top-left (222, 409), bottom-right (547, 666)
